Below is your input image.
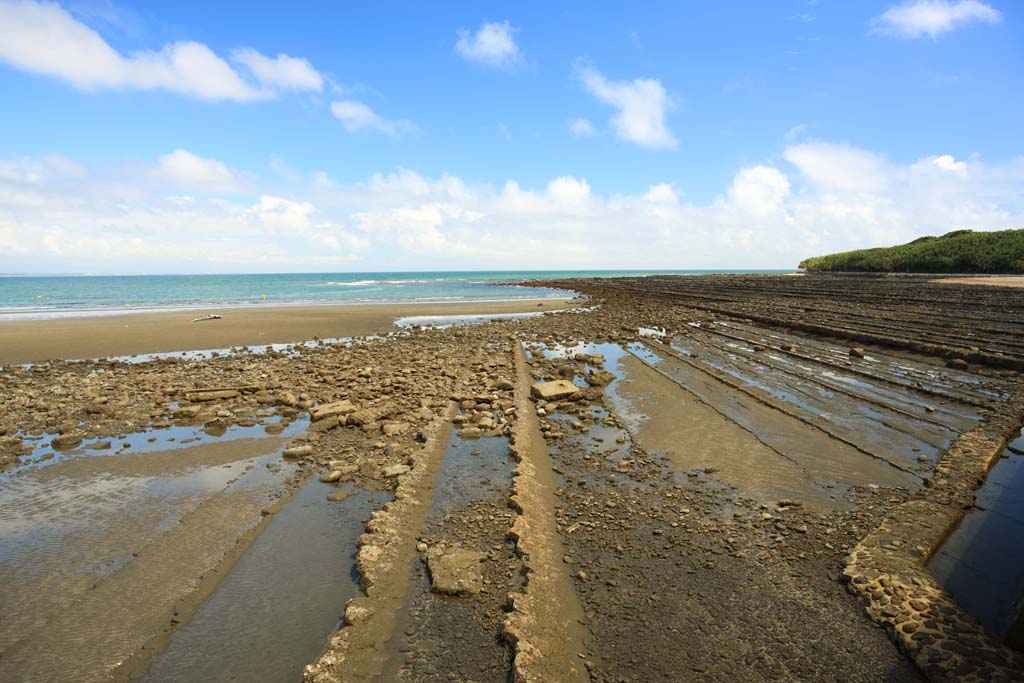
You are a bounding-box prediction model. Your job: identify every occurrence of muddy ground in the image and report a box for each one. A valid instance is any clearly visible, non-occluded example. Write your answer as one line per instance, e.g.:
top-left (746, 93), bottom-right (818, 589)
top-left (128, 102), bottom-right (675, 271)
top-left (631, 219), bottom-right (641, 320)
top-left (1, 273), bottom-right (1022, 682)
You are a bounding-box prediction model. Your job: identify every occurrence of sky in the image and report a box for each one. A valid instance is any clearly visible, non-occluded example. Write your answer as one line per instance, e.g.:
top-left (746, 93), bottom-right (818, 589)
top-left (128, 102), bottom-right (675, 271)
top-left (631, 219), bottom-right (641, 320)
top-left (0, 0), bottom-right (1022, 274)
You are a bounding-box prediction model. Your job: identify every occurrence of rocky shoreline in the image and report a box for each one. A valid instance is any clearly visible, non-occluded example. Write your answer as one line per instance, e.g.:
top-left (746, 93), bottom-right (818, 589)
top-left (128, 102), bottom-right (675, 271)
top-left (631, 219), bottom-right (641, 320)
top-left (1, 273), bottom-right (1022, 682)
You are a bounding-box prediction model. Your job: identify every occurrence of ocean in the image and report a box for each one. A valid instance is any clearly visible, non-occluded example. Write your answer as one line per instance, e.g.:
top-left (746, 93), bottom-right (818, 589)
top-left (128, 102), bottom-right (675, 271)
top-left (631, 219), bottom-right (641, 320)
top-left (0, 270), bottom-right (791, 320)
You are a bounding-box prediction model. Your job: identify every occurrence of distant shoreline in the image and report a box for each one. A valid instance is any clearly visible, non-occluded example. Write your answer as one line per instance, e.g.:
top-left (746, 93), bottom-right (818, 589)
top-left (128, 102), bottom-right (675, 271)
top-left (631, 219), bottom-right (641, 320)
top-left (0, 298), bottom-right (577, 365)
top-left (0, 269), bottom-right (794, 321)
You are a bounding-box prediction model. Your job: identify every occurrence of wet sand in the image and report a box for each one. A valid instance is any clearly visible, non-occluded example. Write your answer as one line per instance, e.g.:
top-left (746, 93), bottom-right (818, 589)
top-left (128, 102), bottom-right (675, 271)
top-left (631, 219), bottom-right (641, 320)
top-left (0, 298), bottom-right (575, 365)
top-left (932, 276), bottom-right (1024, 288)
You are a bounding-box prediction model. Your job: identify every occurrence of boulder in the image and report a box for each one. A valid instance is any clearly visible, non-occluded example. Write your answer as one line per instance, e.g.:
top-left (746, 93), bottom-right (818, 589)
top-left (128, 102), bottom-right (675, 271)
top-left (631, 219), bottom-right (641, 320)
top-left (530, 380), bottom-right (580, 402)
top-left (849, 348), bottom-right (865, 359)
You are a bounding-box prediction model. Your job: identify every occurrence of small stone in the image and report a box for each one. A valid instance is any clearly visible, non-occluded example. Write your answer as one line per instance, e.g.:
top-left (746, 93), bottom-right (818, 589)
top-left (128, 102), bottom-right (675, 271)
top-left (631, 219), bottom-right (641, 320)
top-left (320, 470), bottom-right (344, 483)
top-left (283, 445), bottom-right (314, 459)
top-left (51, 434), bottom-right (83, 450)
top-left (383, 464), bottom-right (411, 478)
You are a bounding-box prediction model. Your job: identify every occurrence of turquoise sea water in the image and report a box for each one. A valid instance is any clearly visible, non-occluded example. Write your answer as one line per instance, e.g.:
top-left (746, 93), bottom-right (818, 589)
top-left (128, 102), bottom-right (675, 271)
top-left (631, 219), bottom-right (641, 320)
top-left (0, 270), bottom-right (790, 320)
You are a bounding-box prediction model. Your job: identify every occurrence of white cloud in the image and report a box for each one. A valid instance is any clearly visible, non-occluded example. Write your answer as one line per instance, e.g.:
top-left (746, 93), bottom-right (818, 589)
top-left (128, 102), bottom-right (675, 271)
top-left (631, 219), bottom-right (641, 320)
top-left (924, 153), bottom-right (968, 176)
top-left (728, 165), bottom-right (790, 216)
top-left (643, 183), bottom-right (677, 204)
top-left (577, 66), bottom-right (677, 150)
top-left (784, 142), bottom-right (887, 193)
top-left (331, 100), bottom-right (413, 136)
top-left (157, 149), bottom-right (243, 191)
top-left (0, 0), bottom-right (323, 101)
top-left (2, 144), bottom-right (1023, 273)
top-left (455, 20), bottom-right (521, 69)
top-left (569, 118), bottom-right (597, 138)
top-left (872, 1), bottom-right (1002, 39)
top-left (232, 49), bottom-right (323, 92)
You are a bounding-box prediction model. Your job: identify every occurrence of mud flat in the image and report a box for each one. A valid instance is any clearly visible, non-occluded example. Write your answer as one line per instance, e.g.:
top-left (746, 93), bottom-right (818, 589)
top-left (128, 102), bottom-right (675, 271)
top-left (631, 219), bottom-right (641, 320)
top-left (2, 274), bottom-right (1023, 682)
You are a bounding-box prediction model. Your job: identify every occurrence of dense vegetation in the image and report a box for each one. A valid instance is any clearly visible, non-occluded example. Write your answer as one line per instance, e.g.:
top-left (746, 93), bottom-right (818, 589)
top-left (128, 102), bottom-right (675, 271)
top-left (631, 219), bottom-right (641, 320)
top-left (799, 229), bottom-right (1024, 273)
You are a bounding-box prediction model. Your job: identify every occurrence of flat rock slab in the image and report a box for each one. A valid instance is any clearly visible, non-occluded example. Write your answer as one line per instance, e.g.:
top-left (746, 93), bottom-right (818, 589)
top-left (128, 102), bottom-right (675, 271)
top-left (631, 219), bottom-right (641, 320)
top-left (382, 464), bottom-right (411, 478)
top-left (187, 389), bottom-right (240, 402)
top-left (311, 399), bottom-right (356, 422)
top-left (427, 548), bottom-right (485, 595)
top-left (530, 380), bottom-right (580, 401)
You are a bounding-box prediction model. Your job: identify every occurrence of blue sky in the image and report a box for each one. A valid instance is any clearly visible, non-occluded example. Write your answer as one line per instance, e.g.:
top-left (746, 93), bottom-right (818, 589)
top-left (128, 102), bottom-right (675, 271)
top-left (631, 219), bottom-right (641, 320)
top-left (0, 0), bottom-right (1022, 273)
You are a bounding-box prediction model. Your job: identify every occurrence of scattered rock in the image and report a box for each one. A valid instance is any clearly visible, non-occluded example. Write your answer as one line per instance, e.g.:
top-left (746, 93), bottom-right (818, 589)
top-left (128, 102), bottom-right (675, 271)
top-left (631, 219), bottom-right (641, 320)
top-left (51, 433), bottom-right (83, 450)
top-left (311, 399), bottom-right (356, 422)
top-left (382, 422), bottom-right (410, 436)
top-left (283, 445), bottom-right (314, 459)
top-left (186, 389), bottom-right (240, 402)
top-left (320, 469), bottom-right (344, 483)
top-left (946, 358), bottom-right (969, 371)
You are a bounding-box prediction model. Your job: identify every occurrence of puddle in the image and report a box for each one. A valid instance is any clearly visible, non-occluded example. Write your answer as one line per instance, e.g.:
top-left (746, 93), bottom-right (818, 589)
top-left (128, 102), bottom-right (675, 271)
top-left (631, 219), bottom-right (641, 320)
top-left (429, 428), bottom-right (514, 514)
top-left (139, 480), bottom-right (390, 683)
top-left (0, 431), bottom-right (303, 682)
top-left (395, 305), bottom-right (595, 330)
top-left (12, 418), bottom-right (308, 473)
top-left (928, 428), bottom-right (1024, 650)
top-left (396, 311), bottom-right (547, 328)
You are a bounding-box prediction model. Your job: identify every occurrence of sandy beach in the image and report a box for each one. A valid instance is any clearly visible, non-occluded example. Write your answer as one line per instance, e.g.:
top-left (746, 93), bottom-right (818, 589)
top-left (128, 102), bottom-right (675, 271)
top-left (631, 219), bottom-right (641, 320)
top-left (931, 275), bottom-right (1024, 288)
top-left (2, 274), bottom-right (1023, 683)
top-left (0, 298), bottom-right (575, 365)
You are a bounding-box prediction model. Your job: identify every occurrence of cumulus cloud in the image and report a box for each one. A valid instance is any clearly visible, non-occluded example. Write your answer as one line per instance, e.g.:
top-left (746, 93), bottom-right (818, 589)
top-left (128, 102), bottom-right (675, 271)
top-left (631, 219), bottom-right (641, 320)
top-left (1, 144), bottom-right (1022, 273)
top-left (643, 183), bottom-right (677, 204)
top-left (157, 149), bottom-right (244, 191)
top-left (727, 165), bottom-right (790, 217)
top-left (331, 100), bottom-right (414, 136)
top-left (232, 48), bottom-right (323, 91)
top-left (0, 0), bottom-right (321, 100)
top-left (784, 142), bottom-right (888, 193)
top-left (455, 20), bottom-right (522, 69)
top-left (872, 1), bottom-right (1002, 39)
top-left (577, 66), bottom-right (677, 149)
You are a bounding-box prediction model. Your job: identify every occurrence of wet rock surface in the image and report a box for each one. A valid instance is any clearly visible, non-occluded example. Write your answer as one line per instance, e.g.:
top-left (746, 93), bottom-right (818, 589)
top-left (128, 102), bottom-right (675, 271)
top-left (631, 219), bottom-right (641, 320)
top-left (2, 274), bottom-right (1023, 683)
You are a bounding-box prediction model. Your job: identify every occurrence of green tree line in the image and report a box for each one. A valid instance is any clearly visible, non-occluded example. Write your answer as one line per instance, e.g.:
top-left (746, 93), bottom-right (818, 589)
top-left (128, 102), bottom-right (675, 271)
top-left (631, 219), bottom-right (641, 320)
top-left (799, 229), bottom-right (1024, 273)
